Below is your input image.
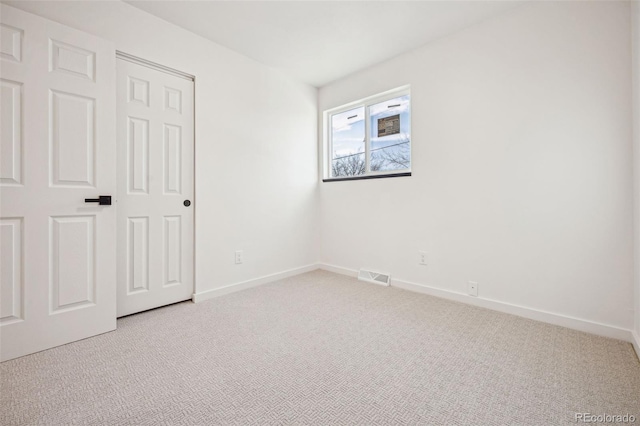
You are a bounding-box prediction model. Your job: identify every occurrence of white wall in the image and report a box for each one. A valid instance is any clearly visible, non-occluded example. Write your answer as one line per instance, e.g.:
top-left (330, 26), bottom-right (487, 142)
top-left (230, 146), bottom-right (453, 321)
top-left (319, 1), bottom-right (634, 331)
top-left (7, 1), bottom-right (319, 295)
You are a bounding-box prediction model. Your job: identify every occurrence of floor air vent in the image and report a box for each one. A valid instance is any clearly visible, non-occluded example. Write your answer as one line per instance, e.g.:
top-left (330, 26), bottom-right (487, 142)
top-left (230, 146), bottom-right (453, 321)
top-left (358, 269), bottom-right (391, 286)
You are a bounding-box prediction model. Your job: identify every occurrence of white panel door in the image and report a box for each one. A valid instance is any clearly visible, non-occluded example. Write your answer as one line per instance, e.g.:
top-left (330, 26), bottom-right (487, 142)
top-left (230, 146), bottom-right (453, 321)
top-left (0, 5), bottom-right (116, 361)
top-left (116, 58), bottom-right (194, 317)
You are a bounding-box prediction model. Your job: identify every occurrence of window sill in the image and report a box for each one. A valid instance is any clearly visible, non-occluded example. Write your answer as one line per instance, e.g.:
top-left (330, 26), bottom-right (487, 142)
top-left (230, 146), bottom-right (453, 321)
top-left (322, 172), bottom-right (411, 183)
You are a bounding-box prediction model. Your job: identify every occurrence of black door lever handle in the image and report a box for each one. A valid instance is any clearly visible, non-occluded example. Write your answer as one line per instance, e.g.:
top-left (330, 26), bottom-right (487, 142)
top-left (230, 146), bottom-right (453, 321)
top-left (85, 195), bottom-right (112, 205)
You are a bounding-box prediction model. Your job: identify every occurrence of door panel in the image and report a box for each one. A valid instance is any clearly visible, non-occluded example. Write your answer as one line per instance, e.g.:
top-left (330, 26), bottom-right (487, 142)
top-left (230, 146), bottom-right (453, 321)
top-left (0, 23), bottom-right (22, 63)
top-left (116, 58), bottom-right (194, 317)
top-left (49, 215), bottom-right (96, 312)
top-left (0, 4), bottom-right (116, 361)
top-left (127, 217), bottom-right (149, 293)
top-left (0, 218), bottom-right (22, 325)
top-left (49, 39), bottom-right (95, 81)
top-left (0, 79), bottom-right (22, 185)
top-left (163, 124), bottom-right (182, 194)
top-left (128, 117), bottom-right (150, 194)
top-left (50, 90), bottom-right (96, 187)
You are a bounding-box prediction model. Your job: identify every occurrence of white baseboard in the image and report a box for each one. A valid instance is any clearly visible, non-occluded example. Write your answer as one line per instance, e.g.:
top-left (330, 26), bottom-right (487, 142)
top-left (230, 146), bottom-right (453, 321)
top-left (191, 261), bottom-right (636, 348)
top-left (319, 263), bottom-right (359, 278)
top-left (632, 331), bottom-right (640, 361)
top-left (319, 263), bottom-right (634, 344)
top-left (192, 263), bottom-right (320, 303)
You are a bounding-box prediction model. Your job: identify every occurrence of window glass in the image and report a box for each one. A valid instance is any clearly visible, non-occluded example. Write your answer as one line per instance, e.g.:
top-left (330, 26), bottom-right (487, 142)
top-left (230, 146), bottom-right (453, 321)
top-left (369, 95), bottom-right (410, 172)
top-left (331, 106), bottom-right (365, 177)
top-left (325, 88), bottom-right (410, 180)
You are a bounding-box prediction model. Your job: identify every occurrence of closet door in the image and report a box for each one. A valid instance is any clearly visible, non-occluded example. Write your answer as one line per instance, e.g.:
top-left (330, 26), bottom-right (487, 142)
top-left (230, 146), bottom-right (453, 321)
top-left (116, 57), bottom-right (194, 317)
top-left (0, 5), bottom-right (116, 361)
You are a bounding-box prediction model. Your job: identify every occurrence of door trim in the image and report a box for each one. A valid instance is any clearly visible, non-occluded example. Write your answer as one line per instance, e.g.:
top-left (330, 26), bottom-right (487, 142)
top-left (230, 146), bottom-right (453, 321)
top-left (116, 51), bottom-right (194, 81)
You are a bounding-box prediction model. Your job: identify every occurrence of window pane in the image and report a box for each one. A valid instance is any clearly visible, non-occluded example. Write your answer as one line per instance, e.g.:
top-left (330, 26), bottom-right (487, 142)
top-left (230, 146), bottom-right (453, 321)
top-left (331, 106), bottom-right (365, 177)
top-left (369, 95), bottom-right (410, 172)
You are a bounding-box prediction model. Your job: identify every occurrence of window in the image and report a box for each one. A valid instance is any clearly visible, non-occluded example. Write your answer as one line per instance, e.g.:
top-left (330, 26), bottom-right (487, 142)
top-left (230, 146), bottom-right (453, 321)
top-left (325, 87), bottom-right (411, 181)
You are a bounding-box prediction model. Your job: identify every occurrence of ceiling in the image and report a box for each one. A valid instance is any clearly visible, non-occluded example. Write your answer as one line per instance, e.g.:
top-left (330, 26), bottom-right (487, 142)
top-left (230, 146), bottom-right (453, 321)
top-left (126, 1), bottom-right (521, 88)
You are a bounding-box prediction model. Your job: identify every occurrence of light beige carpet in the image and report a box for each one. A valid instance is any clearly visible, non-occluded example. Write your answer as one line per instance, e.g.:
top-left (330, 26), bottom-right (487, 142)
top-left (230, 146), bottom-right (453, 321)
top-left (1, 270), bottom-right (639, 425)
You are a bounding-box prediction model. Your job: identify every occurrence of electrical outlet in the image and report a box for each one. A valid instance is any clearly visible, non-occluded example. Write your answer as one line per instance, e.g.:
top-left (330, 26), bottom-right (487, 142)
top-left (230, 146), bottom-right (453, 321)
top-left (468, 281), bottom-right (478, 297)
top-left (235, 250), bottom-right (243, 264)
top-left (419, 250), bottom-right (427, 266)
